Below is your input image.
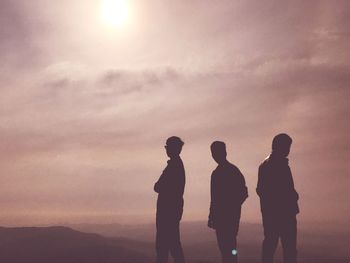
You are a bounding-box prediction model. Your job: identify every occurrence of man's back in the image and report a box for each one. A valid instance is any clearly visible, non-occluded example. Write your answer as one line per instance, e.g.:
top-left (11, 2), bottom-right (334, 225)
top-left (209, 162), bottom-right (248, 224)
top-left (257, 154), bottom-right (299, 217)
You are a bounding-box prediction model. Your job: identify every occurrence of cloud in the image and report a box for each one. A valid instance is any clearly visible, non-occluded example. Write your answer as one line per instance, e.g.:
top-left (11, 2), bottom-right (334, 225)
top-left (0, 0), bottom-right (50, 72)
top-left (0, 0), bottom-right (349, 225)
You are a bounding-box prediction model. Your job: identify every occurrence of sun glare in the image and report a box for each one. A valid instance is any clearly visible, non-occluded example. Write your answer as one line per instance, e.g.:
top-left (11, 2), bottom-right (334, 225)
top-left (100, 0), bottom-right (130, 27)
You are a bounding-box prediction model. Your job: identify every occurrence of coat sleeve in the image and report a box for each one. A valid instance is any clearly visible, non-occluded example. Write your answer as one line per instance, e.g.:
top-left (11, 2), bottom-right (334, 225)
top-left (287, 166), bottom-right (299, 201)
top-left (256, 163), bottom-right (277, 201)
top-left (256, 164), bottom-right (265, 198)
top-left (154, 166), bottom-right (168, 193)
top-left (208, 173), bottom-right (216, 222)
top-left (238, 170), bottom-right (248, 205)
top-left (154, 161), bottom-right (185, 197)
top-left (173, 163), bottom-right (185, 197)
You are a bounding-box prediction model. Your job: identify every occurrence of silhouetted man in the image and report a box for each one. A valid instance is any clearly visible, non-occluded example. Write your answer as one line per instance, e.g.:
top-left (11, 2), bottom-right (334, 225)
top-left (208, 141), bottom-right (248, 263)
top-left (257, 133), bottom-right (299, 263)
top-left (154, 136), bottom-right (186, 263)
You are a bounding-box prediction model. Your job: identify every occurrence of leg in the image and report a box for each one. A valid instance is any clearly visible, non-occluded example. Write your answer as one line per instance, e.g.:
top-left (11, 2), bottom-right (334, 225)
top-left (156, 219), bottom-right (169, 263)
top-left (216, 227), bottom-right (237, 263)
top-left (170, 221), bottom-right (185, 263)
top-left (262, 216), bottom-right (279, 263)
top-left (230, 211), bottom-right (241, 263)
top-left (227, 233), bottom-right (238, 263)
top-left (281, 216), bottom-right (297, 263)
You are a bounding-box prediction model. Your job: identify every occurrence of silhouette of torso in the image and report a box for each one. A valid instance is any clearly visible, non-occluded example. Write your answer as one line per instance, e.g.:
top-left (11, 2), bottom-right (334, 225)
top-left (257, 154), bottom-right (299, 217)
top-left (154, 156), bottom-right (185, 221)
top-left (209, 162), bottom-right (248, 226)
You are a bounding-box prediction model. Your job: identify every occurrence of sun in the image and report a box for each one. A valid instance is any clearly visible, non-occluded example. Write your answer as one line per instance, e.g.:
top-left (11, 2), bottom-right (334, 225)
top-left (100, 0), bottom-right (130, 27)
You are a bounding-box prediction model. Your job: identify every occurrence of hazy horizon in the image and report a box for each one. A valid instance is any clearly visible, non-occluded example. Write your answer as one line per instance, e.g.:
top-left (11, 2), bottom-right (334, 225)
top-left (1, 0), bottom-right (349, 228)
top-left (1, 221), bottom-right (349, 263)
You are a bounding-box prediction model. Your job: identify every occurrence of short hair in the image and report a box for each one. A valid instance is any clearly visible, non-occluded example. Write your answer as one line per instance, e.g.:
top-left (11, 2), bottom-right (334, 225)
top-left (211, 141), bottom-right (226, 152)
top-left (166, 136), bottom-right (184, 148)
top-left (272, 133), bottom-right (292, 150)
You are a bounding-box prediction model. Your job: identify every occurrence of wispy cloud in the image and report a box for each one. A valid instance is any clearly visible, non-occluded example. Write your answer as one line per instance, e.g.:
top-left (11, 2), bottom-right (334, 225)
top-left (0, 0), bottom-right (349, 225)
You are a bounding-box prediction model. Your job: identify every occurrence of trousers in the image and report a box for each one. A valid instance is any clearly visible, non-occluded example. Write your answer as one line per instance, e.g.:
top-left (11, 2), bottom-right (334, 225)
top-left (215, 211), bottom-right (241, 263)
top-left (156, 216), bottom-right (185, 263)
top-left (262, 214), bottom-right (297, 263)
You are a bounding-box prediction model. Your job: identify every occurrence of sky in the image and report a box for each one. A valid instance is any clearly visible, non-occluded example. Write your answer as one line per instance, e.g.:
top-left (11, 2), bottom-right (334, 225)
top-left (0, 0), bottom-right (349, 226)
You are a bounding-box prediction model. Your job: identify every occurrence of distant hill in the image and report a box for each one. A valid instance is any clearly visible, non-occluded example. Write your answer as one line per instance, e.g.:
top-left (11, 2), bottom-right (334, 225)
top-left (0, 226), bottom-right (150, 263)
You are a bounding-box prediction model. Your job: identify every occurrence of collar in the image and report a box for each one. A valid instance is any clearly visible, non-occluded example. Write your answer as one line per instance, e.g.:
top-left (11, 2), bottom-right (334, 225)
top-left (269, 153), bottom-right (289, 164)
top-left (168, 156), bottom-right (181, 163)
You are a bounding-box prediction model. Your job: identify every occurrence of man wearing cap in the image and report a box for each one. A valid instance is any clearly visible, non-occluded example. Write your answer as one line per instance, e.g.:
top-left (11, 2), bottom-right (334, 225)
top-left (257, 133), bottom-right (299, 263)
top-left (208, 141), bottom-right (248, 263)
top-left (154, 136), bottom-right (186, 263)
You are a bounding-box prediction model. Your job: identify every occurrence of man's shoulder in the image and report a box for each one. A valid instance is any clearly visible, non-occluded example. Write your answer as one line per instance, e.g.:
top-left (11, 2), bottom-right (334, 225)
top-left (223, 162), bottom-right (244, 179)
top-left (259, 156), bottom-right (271, 170)
top-left (212, 162), bottom-right (242, 177)
top-left (169, 157), bottom-right (185, 176)
top-left (227, 162), bottom-right (241, 173)
top-left (211, 165), bottom-right (219, 176)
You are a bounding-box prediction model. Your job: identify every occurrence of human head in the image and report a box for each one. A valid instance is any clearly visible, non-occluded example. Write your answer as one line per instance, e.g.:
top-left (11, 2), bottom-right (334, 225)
top-left (165, 136), bottom-right (184, 158)
top-left (272, 133), bottom-right (293, 157)
top-left (210, 141), bottom-right (227, 164)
